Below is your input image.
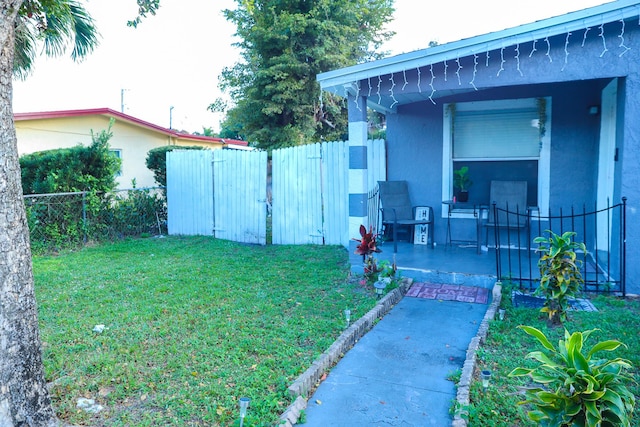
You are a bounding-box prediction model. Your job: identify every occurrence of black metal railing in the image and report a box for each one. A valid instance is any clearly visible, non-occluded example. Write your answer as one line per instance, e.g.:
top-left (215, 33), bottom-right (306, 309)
top-left (367, 185), bottom-right (380, 235)
top-left (494, 198), bottom-right (626, 296)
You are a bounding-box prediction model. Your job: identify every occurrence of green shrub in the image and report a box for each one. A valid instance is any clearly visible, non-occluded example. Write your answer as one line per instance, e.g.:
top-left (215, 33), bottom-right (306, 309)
top-left (145, 145), bottom-right (206, 187)
top-left (20, 120), bottom-right (120, 194)
top-left (91, 188), bottom-right (167, 239)
top-left (509, 326), bottom-right (636, 426)
top-left (534, 230), bottom-right (586, 325)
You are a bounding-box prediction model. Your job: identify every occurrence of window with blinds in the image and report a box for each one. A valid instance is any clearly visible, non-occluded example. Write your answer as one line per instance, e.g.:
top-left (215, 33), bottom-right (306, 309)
top-left (453, 108), bottom-right (540, 159)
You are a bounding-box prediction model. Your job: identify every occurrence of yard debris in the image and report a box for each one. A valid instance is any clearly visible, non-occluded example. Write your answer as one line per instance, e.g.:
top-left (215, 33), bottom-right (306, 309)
top-left (77, 397), bottom-right (103, 414)
top-left (92, 324), bottom-right (108, 333)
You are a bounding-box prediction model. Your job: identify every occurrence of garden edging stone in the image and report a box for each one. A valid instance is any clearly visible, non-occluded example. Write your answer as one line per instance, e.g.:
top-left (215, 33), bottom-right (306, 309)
top-left (452, 282), bottom-right (502, 427)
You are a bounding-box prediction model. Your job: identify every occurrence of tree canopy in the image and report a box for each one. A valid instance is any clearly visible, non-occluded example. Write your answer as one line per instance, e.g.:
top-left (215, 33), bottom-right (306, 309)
top-left (218, 0), bottom-right (395, 150)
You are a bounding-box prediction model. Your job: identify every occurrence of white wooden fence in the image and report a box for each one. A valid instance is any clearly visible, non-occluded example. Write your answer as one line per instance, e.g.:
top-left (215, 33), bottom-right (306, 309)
top-left (167, 140), bottom-right (385, 247)
top-left (167, 149), bottom-right (268, 244)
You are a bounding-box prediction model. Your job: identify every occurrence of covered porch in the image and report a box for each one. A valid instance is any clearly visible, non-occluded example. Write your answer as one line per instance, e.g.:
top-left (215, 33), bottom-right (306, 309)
top-left (353, 193), bottom-right (627, 295)
top-left (321, 1), bottom-right (639, 295)
top-left (350, 241), bottom-right (498, 289)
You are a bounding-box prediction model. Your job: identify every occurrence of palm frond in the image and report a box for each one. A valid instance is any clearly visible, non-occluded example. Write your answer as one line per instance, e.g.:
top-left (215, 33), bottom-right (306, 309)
top-left (13, 0), bottom-right (99, 77)
top-left (13, 18), bottom-right (38, 79)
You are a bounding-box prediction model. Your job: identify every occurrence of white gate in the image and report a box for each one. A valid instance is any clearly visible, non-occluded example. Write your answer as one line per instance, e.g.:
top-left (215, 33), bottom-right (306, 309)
top-left (167, 150), bottom-right (214, 235)
top-left (322, 141), bottom-right (349, 246)
top-left (167, 149), bottom-right (267, 244)
top-left (271, 139), bottom-right (385, 246)
top-left (212, 149), bottom-right (268, 244)
top-left (271, 143), bottom-right (324, 245)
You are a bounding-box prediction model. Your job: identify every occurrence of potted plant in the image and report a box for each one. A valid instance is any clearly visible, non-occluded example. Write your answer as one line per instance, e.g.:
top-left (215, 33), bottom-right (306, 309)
top-left (453, 166), bottom-right (472, 202)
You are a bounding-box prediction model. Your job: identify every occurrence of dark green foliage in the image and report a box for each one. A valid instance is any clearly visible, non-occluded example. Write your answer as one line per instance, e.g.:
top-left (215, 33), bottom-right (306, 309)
top-left (91, 188), bottom-right (167, 240)
top-left (20, 121), bottom-right (120, 194)
top-left (534, 230), bottom-right (587, 325)
top-left (126, 0), bottom-right (161, 27)
top-left (219, 0), bottom-right (395, 149)
top-left (145, 145), bottom-right (206, 187)
top-left (509, 326), bottom-right (635, 426)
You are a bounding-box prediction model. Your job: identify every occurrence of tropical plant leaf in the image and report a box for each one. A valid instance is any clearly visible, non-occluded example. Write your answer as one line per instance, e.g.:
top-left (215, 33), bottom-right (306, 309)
top-left (519, 325), bottom-right (556, 352)
top-left (587, 340), bottom-right (624, 358)
top-left (509, 367), bottom-right (533, 377)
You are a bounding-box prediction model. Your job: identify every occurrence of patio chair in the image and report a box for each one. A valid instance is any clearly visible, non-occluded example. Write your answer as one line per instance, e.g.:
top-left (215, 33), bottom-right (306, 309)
top-left (481, 180), bottom-right (529, 253)
top-left (378, 180), bottom-right (434, 252)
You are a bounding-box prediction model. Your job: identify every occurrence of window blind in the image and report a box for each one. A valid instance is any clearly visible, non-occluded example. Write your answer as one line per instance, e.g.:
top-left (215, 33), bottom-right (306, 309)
top-left (453, 108), bottom-right (540, 159)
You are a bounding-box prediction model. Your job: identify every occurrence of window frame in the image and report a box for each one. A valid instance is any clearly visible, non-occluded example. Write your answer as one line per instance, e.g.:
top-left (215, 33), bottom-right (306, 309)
top-left (441, 98), bottom-right (551, 219)
top-left (110, 148), bottom-right (123, 177)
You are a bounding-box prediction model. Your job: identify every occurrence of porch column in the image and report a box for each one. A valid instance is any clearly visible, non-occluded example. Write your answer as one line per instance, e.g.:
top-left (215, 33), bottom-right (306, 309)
top-left (347, 92), bottom-right (369, 240)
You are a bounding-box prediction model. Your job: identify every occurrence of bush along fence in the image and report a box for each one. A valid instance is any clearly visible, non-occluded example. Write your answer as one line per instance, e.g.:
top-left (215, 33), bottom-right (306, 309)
top-left (494, 198), bottom-right (626, 296)
top-left (24, 187), bottom-right (167, 254)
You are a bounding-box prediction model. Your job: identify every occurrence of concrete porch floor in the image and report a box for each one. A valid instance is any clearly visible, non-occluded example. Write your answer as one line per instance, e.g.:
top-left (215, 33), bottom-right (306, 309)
top-left (350, 240), bottom-right (498, 289)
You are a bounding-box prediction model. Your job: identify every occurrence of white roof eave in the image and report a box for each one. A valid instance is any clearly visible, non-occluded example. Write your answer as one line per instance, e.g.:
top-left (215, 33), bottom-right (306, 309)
top-left (318, 0), bottom-right (640, 95)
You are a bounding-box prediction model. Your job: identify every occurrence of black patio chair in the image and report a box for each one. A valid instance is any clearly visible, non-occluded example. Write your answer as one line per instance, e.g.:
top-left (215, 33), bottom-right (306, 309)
top-left (480, 180), bottom-right (529, 253)
top-left (378, 180), bottom-right (434, 252)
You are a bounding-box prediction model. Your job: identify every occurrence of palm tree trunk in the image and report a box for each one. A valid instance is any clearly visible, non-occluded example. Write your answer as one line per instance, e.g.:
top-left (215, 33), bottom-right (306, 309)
top-left (0, 2), bottom-right (59, 425)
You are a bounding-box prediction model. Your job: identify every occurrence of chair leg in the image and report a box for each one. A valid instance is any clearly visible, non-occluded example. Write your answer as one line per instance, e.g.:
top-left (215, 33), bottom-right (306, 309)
top-left (392, 221), bottom-right (398, 254)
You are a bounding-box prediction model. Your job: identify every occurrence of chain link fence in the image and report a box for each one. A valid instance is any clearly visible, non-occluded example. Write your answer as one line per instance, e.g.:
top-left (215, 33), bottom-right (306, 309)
top-left (24, 187), bottom-right (167, 254)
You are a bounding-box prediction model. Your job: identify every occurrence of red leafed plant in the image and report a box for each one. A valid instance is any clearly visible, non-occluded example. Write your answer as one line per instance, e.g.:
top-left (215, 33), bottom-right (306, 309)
top-left (353, 225), bottom-right (381, 257)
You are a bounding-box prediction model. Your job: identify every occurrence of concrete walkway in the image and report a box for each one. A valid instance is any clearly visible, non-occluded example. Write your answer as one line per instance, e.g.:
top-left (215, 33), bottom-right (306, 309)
top-left (301, 296), bottom-right (488, 426)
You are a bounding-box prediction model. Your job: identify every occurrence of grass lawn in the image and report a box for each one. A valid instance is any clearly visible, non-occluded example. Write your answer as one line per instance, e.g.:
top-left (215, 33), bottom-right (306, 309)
top-left (466, 285), bottom-right (640, 426)
top-left (34, 236), bottom-right (377, 426)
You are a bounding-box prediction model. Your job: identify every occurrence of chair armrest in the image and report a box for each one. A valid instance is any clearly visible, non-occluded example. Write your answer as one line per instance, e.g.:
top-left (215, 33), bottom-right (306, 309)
top-left (379, 207), bottom-right (398, 222)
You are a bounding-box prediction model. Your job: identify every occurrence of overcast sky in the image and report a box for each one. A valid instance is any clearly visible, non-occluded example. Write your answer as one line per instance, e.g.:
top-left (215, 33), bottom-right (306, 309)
top-left (12, 0), bottom-right (612, 133)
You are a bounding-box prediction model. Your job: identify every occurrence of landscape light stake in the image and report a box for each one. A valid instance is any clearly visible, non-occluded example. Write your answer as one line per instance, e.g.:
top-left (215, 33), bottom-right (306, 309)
top-left (374, 280), bottom-right (386, 299)
top-left (239, 397), bottom-right (250, 427)
top-left (481, 370), bottom-right (492, 392)
top-left (344, 309), bottom-right (351, 328)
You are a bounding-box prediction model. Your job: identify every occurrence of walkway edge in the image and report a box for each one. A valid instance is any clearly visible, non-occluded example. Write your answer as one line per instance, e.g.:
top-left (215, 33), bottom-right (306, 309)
top-left (278, 278), bottom-right (414, 427)
top-left (452, 282), bottom-right (502, 427)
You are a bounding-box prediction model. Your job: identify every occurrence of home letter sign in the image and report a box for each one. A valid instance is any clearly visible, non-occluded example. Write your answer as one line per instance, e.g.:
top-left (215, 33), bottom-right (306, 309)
top-left (413, 207), bottom-right (430, 245)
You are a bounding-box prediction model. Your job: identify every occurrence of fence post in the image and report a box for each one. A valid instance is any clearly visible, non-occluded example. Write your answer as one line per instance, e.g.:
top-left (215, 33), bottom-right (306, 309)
top-left (82, 191), bottom-right (87, 244)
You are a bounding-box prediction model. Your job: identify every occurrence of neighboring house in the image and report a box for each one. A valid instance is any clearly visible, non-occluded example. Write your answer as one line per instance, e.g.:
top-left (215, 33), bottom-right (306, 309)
top-left (317, 0), bottom-right (640, 294)
top-left (14, 108), bottom-right (248, 189)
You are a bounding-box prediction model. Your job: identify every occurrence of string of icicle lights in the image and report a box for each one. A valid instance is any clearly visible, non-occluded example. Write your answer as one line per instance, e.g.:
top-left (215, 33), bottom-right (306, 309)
top-left (344, 15), bottom-right (637, 110)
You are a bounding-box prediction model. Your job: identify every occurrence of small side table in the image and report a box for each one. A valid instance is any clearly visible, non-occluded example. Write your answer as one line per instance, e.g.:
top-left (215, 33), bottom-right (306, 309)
top-left (442, 200), bottom-right (484, 249)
